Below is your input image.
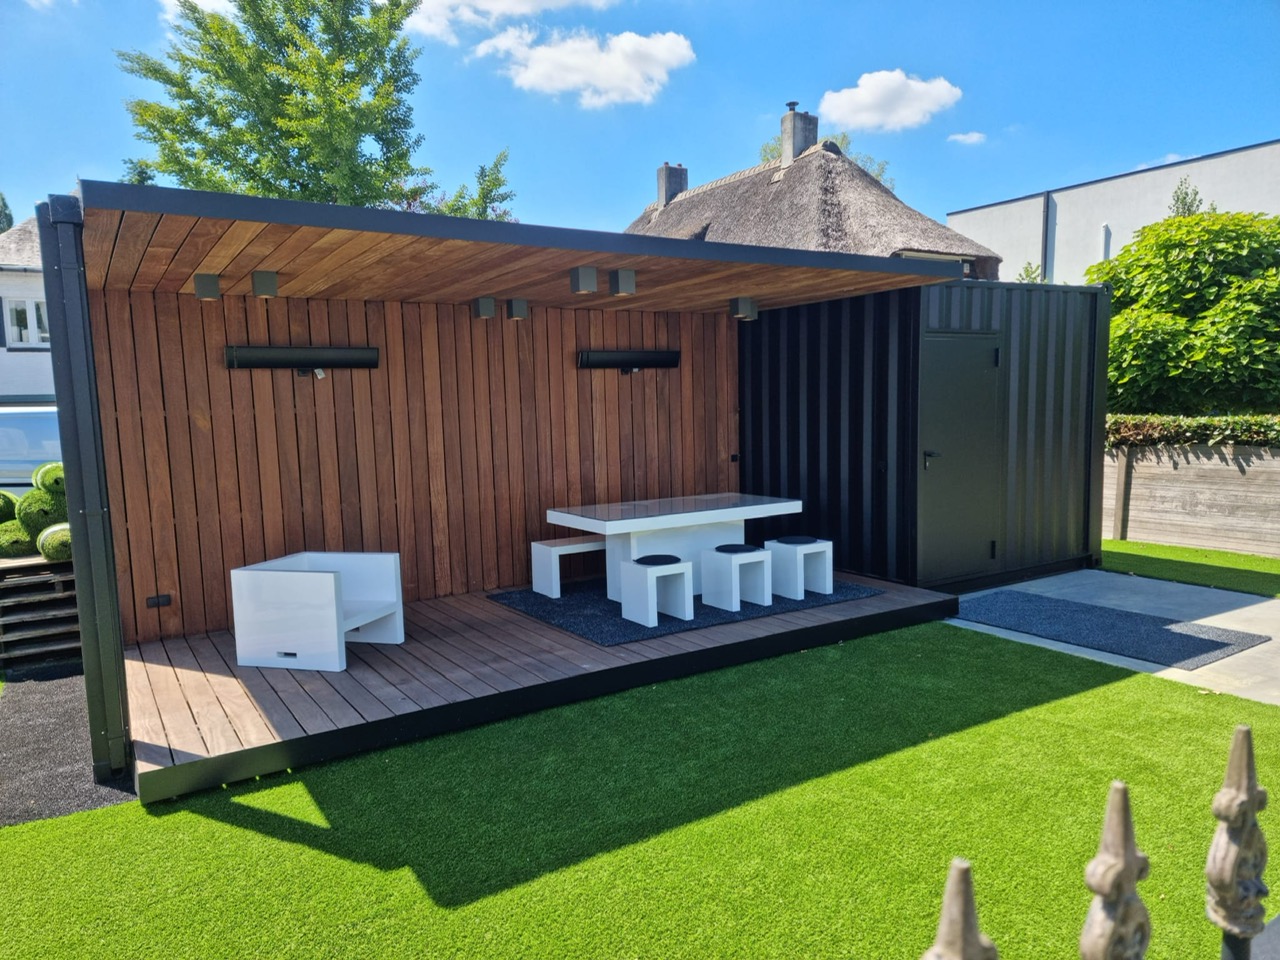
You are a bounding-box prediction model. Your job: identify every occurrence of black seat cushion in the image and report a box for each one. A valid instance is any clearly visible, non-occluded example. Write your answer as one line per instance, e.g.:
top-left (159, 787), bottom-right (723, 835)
top-left (776, 535), bottom-right (819, 545)
top-left (634, 554), bottom-right (683, 566)
top-left (715, 543), bottom-right (762, 554)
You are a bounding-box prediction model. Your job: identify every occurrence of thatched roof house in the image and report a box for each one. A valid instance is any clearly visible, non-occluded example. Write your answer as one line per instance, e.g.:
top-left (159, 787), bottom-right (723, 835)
top-left (0, 217), bottom-right (42, 268)
top-left (626, 106), bottom-right (1000, 280)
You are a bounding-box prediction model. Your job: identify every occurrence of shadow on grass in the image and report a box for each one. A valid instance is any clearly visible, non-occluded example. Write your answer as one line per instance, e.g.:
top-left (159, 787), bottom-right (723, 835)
top-left (1102, 553), bottom-right (1280, 599)
top-left (154, 623), bottom-right (1129, 907)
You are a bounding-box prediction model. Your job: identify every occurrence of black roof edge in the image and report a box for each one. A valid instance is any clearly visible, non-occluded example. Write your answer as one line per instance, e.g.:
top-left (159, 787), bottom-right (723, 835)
top-left (77, 179), bottom-right (963, 282)
top-left (945, 137), bottom-right (1280, 218)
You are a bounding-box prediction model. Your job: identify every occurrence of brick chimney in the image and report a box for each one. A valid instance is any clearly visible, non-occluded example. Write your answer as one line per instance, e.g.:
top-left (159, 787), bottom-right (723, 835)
top-left (657, 162), bottom-right (688, 208)
top-left (780, 101), bottom-right (818, 167)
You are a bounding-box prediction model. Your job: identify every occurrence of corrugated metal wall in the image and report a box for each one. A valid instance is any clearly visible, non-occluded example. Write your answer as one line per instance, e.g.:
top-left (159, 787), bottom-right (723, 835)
top-left (739, 281), bottom-right (1107, 589)
top-left (738, 288), bottom-right (919, 582)
top-left (920, 281), bottom-right (1108, 583)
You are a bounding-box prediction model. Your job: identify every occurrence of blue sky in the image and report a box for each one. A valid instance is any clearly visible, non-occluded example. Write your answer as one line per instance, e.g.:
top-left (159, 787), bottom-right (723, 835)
top-left (4, 0), bottom-right (1279, 233)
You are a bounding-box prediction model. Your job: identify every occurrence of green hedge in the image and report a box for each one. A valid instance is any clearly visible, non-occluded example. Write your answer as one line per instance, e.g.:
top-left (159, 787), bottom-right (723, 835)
top-left (1106, 414), bottom-right (1280, 448)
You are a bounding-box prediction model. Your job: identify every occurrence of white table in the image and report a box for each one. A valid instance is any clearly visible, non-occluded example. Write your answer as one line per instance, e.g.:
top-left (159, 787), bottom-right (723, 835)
top-left (547, 493), bottom-right (802, 601)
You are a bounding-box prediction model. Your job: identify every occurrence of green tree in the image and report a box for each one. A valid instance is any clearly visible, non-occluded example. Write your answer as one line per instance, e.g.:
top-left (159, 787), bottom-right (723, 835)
top-left (0, 193), bottom-right (12, 233)
top-left (118, 0), bottom-right (510, 215)
top-left (121, 160), bottom-right (156, 186)
top-left (1086, 212), bottom-right (1280, 414)
top-left (1014, 261), bottom-right (1044, 283)
top-left (758, 131), bottom-right (895, 193)
top-left (1167, 174), bottom-right (1216, 217)
top-left (430, 149), bottom-right (516, 221)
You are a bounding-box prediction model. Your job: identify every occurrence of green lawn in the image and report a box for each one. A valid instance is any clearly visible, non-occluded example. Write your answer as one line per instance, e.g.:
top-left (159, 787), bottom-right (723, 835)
top-left (3, 622), bottom-right (1277, 958)
top-left (1103, 539), bottom-right (1280, 597)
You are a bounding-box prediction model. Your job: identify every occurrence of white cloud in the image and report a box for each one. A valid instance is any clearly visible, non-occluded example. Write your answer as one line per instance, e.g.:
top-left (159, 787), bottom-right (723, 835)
top-left (158, 0), bottom-right (235, 20)
top-left (409, 0), bottom-right (616, 44)
top-left (1134, 152), bottom-right (1193, 171)
top-left (25, 0), bottom-right (72, 9)
top-left (475, 27), bottom-right (695, 108)
top-left (947, 131), bottom-right (986, 145)
top-left (819, 69), bottom-right (962, 133)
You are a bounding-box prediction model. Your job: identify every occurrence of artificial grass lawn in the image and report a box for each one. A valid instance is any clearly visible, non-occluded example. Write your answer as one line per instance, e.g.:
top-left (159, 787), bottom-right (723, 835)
top-left (4, 623), bottom-right (1278, 959)
top-left (1103, 538), bottom-right (1280, 598)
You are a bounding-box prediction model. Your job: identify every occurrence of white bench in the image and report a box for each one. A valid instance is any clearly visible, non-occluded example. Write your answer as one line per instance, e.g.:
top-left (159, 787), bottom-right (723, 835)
top-left (230, 552), bottom-right (404, 672)
top-left (531, 536), bottom-right (605, 598)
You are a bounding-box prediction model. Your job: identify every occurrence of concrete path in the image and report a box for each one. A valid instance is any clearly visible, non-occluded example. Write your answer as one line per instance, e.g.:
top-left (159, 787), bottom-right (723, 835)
top-left (950, 569), bottom-right (1280, 706)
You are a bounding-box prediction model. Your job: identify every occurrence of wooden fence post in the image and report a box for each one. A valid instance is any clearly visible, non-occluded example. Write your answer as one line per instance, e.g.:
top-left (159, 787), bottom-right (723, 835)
top-left (921, 858), bottom-right (998, 960)
top-left (1207, 725), bottom-right (1268, 960)
top-left (1081, 781), bottom-right (1150, 960)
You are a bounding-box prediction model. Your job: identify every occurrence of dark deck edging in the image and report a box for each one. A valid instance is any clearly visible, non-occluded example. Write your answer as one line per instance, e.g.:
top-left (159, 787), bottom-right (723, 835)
top-left (134, 595), bottom-right (957, 804)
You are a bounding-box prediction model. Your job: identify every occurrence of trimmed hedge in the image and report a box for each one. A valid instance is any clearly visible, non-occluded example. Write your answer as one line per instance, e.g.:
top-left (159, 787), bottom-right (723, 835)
top-left (1106, 414), bottom-right (1280, 449)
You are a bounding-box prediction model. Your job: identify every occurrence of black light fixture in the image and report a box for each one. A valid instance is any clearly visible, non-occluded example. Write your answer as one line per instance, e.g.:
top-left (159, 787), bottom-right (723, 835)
top-left (251, 270), bottom-right (278, 298)
top-left (608, 268), bottom-right (636, 297)
top-left (506, 298), bottom-right (529, 320)
top-left (194, 274), bottom-right (221, 301)
top-left (729, 296), bottom-right (758, 321)
top-left (474, 296), bottom-right (497, 319)
top-left (577, 349), bottom-right (680, 371)
top-left (570, 266), bottom-right (597, 295)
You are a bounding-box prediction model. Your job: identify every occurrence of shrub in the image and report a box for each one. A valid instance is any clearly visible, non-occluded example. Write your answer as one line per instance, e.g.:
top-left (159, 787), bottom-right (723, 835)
top-left (32, 461), bottom-right (65, 495)
top-left (15, 489), bottom-right (68, 538)
top-left (1087, 212), bottom-right (1280, 414)
top-left (0, 519), bottom-right (36, 559)
top-left (36, 522), bottom-right (72, 563)
top-left (1106, 413), bottom-right (1280, 448)
top-left (0, 490), bottom-right (17, 524)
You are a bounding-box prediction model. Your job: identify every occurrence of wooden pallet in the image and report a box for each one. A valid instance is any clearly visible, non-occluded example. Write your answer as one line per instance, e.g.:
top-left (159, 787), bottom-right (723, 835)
top-left (0, 556), bottom-right (80, 664)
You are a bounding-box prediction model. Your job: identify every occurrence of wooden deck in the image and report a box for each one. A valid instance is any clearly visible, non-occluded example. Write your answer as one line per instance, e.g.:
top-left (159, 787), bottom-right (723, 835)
top-left (124, 574), bottom-right (956, 802)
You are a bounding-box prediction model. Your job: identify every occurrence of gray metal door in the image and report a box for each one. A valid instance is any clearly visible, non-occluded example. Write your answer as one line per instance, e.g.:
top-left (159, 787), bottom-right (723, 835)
top-left (918, 334), bottom-right (1003, 584)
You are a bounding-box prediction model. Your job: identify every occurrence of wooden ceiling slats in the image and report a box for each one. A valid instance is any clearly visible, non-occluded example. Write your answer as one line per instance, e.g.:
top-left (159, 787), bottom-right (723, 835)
top-left (87, 210), bottom-right (949, 313)
top-left (183, 220), bottom-right (271, 290)
top-left (131, 215), bottom-right (200, 292)
top-left (218, 222), bottom-right (304, 295)
top-left (82, 208), bottom-right (123, 291)
top-left (104, 211), bottom-right (163, 291)
top-left (155, 217), bottom-right (236, 293)
top-left (278, 230), bottom-right (416, 299)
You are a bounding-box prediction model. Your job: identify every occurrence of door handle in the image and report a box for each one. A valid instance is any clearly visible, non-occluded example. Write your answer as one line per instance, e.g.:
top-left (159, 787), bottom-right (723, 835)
top-left (923, 450), bottom-right (942, 470)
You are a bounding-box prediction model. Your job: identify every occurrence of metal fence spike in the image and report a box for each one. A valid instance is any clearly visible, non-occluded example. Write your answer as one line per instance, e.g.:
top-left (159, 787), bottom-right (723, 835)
top-left (1207, 725), bottom-right (1269, 941)
top-left (921, 858), bottom-right (998, 960)
top-left (1081, 781), bottom-right (1151, 959)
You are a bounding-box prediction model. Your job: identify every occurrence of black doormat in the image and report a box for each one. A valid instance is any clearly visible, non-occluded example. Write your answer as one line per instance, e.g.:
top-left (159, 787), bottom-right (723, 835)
top-left (957, 590), bottom-right (1270, 670)
top-left (489, 578), bottom-right (883, 646)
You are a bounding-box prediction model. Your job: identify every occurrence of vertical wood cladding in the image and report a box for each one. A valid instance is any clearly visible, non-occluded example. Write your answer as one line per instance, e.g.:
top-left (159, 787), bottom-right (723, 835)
top-left (738, 289), bottom-right (920, 583)
top-left (90, 292), bottom-right (738, 643)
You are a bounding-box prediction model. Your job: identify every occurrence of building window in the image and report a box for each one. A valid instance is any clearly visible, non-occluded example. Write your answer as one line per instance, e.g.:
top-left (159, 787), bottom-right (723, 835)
top-left (4, 299), bottom-right (50, 349)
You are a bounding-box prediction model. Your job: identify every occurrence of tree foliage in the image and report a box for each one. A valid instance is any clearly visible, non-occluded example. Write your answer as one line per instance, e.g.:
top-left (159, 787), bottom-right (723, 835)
top-left (1014, 261), bottom-right (1043, 283)
top-left (1086, 212), bottom-right (1280, 414)
top-left (758, 132), bottom-right (895, 192)
top-left (0, 193), bottom-right (12, 233)
top-left (1168, 174), bottom-right (1215, 217)
top-left (120, 0), bottom-right (430, 208)
top-left (398, 149), bottom-right (516, 221)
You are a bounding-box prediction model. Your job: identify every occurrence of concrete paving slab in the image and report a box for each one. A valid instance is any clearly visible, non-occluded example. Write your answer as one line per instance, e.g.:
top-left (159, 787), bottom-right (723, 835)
top-left (951, 570), bottom-right (1280, 707)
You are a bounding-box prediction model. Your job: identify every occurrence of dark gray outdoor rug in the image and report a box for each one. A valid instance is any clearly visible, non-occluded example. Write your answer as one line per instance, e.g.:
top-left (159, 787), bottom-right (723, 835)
top-left (958, 590), bottom-right (1271, 670)
top-left (490, 577), bottom-right (883, 646)
top-left (0, 660), bottom-right (135, 827)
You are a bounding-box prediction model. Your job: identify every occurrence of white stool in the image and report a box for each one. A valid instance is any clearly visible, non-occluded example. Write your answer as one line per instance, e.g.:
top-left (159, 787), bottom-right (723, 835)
top-left (700, 544), bottom-right (772, 612)
top-left (620, 554), bottom-right (694, 627)
top-left (765, 536), bottom-right (833, 600)
top-left (531, 535), bottom-right (605, 598)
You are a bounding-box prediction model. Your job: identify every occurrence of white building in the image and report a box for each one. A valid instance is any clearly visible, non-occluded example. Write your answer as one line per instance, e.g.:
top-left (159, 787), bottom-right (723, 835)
top-left (0, 217), bottom-right (55, 401)
top-left (947, 139), bottom-right (1280, 285)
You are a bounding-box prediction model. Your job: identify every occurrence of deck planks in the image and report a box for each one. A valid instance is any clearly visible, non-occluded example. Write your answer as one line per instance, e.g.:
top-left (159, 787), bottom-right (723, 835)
top-left (128, 577), bottom-right (950, 775)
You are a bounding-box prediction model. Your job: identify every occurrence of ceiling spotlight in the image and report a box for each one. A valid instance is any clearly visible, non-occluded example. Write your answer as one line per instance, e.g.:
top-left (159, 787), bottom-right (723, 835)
top-left (474, 296), bottom-right (496, 319)
top-left (194, 274), bottom-right (221, 301)
top-left (729, 296), bottom-right (758, 321)
top-left (251, 270), bottom-right (278, 298)
top-left (570, 266), bottom-right (597, 295)
top-left (609, 268), bottom-right (636, 297)
top-left (506, 298), bottom-right (529, 320)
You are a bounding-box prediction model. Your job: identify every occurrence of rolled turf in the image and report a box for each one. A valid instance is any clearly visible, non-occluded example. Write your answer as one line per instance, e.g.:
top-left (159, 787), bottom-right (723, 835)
top-left (2, 622), bottom-right (1277, 959)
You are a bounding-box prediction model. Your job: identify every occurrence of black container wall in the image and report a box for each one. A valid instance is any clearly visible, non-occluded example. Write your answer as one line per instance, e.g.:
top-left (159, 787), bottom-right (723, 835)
top-left (738, 289), bottom-right (920, 583)
top-left (917, 281), bottom-right (1109, 589)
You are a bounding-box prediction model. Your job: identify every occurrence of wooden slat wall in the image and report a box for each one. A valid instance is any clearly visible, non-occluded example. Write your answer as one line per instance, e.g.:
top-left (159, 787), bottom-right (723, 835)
top-left (88, 291), bottom-right (739, 644)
